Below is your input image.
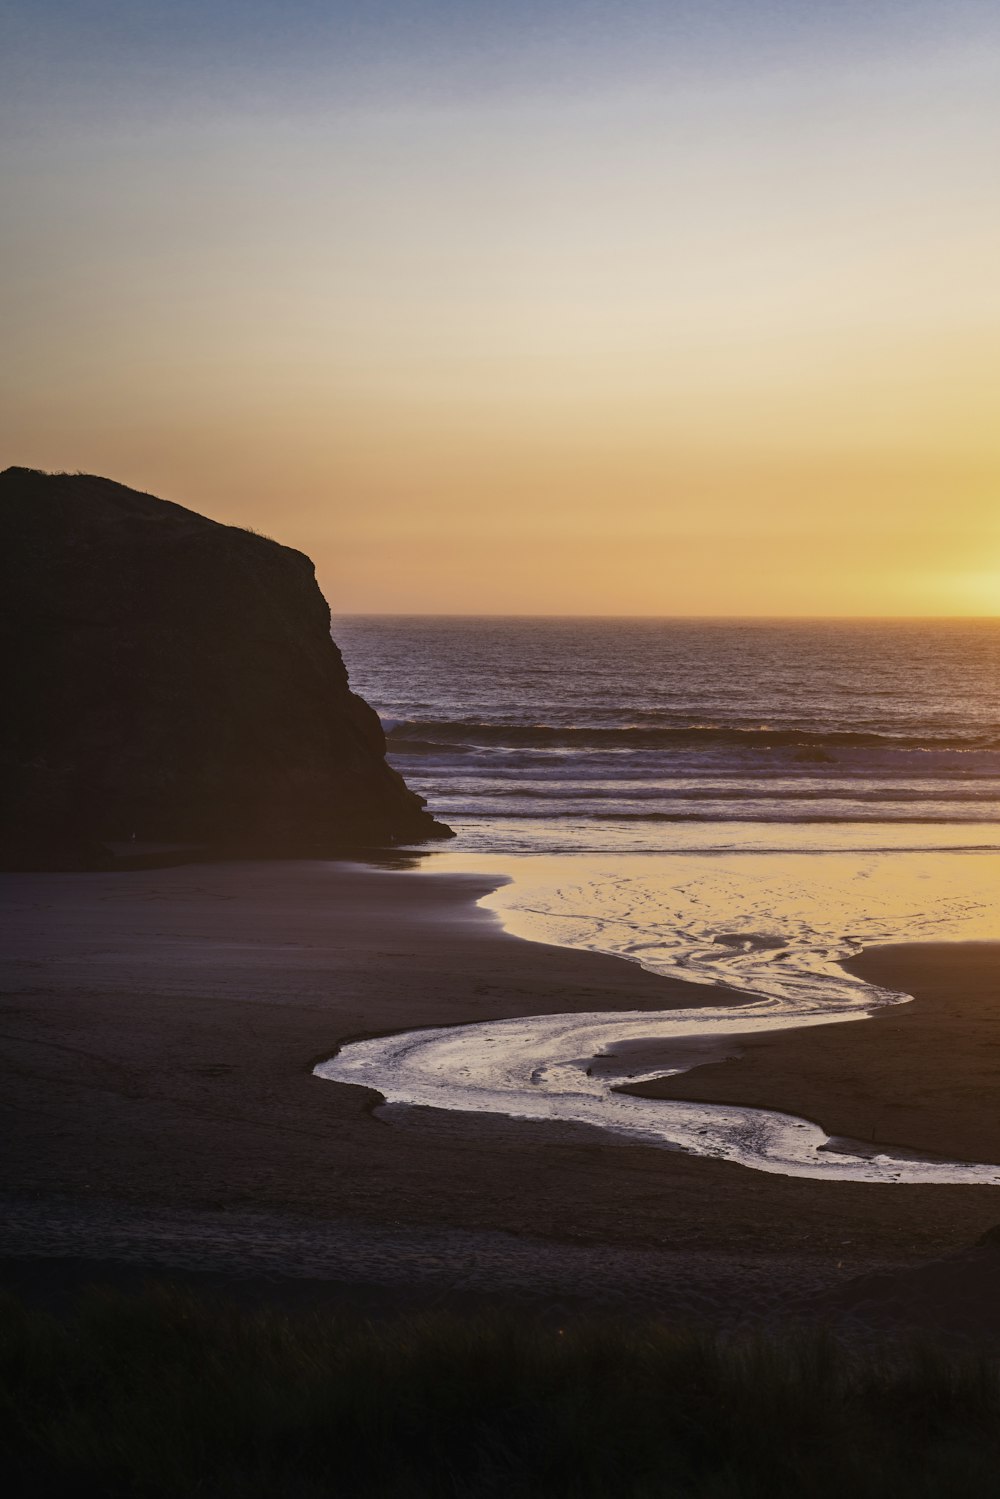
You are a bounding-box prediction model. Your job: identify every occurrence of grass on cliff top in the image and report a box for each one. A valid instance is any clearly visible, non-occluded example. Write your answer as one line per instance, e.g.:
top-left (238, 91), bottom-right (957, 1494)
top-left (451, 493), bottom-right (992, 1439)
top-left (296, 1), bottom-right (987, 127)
top-left (3, 1284), bottom-right (1000, 1498)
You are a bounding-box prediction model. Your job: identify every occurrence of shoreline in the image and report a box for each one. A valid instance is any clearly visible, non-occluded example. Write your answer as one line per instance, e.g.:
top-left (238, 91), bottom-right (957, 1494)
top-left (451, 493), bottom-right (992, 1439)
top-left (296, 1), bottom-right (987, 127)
top-left (3, 858), bottom-right (1000, 1323)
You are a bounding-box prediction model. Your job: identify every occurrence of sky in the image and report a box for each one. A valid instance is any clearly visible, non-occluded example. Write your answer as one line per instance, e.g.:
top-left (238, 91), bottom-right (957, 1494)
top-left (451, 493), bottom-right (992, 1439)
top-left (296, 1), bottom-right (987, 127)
top-left (2, 1), bottom-right (999, 615)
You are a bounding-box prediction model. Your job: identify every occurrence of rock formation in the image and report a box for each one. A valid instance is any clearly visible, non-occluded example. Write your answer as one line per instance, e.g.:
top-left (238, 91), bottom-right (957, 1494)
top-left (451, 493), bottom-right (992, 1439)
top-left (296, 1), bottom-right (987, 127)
top-left (0, 468), bottom-right (451, 867)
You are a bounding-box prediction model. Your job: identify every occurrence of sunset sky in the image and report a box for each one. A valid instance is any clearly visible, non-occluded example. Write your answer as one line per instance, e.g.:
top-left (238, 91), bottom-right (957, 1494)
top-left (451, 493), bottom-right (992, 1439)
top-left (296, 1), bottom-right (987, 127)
top-left (3, 1), bottom-right (999, 615)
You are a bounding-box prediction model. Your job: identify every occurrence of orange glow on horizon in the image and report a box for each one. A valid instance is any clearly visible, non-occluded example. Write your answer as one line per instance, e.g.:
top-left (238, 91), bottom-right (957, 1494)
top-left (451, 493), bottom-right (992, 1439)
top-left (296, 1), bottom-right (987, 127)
top-left (3, 12), bottom-right (1000, 617)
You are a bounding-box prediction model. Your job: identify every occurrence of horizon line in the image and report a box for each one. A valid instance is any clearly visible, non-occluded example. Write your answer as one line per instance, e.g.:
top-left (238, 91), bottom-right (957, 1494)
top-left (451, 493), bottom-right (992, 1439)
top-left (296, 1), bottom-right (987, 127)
top-left (331, 611), bottom-right (1000, 622)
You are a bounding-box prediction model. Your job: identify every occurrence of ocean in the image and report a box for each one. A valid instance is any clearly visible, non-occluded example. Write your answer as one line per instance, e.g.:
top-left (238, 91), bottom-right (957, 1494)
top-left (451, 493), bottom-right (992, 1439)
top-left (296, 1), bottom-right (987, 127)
top-left (323, 617), bottom-right (1000, 1181)
top-left (335, 616), bottom-right (1000, 851)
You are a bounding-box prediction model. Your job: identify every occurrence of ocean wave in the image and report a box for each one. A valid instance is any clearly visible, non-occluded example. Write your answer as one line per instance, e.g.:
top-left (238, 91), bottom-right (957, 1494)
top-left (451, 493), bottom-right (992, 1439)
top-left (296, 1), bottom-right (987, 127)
top-left (385, 718), bottom-right (1000, 753)
top-left (388, 738), bottom-right (476, 756)
top-left (428, 805), bottom-right (1000, 825)
top-left (431, 782), bottom-right (1000, 802)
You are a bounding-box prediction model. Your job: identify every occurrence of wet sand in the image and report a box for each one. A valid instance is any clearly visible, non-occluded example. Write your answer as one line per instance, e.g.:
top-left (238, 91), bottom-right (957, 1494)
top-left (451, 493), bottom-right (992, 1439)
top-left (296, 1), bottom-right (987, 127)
top-left (2, 862), bottom-right (1000, 1320)
top-left (626, 943), bottom-right (1000, 1167)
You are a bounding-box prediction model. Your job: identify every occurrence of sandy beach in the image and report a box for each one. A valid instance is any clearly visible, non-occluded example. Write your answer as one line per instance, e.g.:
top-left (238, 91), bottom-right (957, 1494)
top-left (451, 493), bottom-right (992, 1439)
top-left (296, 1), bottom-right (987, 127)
top-left (2, 860), bottom-right (1000, 1323)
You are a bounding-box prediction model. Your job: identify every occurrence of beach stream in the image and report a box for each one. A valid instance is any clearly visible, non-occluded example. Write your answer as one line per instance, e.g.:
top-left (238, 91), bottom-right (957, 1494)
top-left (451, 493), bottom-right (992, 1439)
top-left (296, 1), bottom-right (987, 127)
top-left (316, 842), bottom-right (1000, 1185)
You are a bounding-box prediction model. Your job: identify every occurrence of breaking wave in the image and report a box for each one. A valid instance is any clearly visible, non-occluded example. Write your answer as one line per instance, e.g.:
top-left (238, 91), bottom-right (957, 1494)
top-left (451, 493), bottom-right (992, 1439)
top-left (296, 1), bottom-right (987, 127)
top-left (386, 719), bottom-right (1000, 753)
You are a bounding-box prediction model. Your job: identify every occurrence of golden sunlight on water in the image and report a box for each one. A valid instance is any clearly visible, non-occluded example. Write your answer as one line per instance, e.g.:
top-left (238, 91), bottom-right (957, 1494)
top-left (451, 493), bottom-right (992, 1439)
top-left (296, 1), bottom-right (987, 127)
top-left (316, 835), bottom-right (1000, 1185)
top-left (429, 838), bottom-right (1000, 1007)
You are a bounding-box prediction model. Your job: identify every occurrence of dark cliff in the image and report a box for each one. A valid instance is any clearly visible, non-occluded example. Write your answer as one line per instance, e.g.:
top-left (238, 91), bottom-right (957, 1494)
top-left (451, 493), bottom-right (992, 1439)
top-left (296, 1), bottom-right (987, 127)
top-left (0, 468), bottom-right (451, 867)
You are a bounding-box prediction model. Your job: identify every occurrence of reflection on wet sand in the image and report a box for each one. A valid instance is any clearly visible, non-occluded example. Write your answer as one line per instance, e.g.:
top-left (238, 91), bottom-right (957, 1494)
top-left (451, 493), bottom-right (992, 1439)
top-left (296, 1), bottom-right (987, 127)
top-left (317, 844), bottom-right (1000, 1184)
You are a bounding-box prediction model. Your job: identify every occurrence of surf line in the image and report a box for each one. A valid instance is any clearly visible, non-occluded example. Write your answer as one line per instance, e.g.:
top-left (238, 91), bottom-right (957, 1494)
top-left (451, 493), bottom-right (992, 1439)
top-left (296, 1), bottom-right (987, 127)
top-left (315, 987), bottom-right (1000, 1187)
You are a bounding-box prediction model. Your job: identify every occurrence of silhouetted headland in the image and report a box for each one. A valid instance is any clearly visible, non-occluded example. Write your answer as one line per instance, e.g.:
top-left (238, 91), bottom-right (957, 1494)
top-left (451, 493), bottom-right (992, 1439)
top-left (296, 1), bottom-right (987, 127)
top-left (0, 468), bottom-right (451, 868)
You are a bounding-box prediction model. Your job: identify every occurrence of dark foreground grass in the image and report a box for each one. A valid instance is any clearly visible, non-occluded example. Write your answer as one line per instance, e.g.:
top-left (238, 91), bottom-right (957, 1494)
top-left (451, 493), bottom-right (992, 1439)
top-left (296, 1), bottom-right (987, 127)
top-left (3, 1285), bottom-right (1000, 1498)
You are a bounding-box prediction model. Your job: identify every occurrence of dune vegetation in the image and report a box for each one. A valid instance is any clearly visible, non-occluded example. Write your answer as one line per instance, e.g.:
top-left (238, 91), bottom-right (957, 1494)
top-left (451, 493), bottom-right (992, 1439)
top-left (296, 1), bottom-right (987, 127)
top-left (4, 1284), bottom-right (1000, 1497)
